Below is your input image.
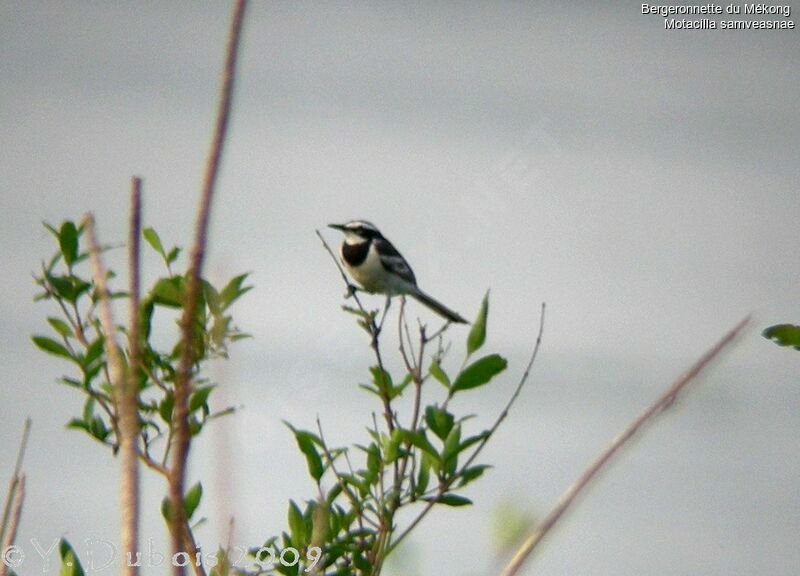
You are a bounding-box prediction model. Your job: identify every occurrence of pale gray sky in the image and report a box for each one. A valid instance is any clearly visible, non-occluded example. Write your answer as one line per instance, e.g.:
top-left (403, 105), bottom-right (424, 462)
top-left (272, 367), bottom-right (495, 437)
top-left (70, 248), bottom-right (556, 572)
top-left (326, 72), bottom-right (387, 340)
top-left (1, 2), bottom-right (798, 575)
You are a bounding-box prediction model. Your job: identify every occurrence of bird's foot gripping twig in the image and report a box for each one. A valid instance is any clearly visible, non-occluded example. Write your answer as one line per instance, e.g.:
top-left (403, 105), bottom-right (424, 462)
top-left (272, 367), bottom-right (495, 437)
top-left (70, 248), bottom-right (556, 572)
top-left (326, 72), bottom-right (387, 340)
top-left (344, 283), bottom-right (360, 300)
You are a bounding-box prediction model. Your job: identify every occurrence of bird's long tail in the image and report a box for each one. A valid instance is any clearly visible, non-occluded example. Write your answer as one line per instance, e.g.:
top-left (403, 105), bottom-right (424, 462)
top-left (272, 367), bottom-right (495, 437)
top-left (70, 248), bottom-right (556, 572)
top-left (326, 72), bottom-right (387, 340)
top-left (409, 288), bottom-right (468, 324)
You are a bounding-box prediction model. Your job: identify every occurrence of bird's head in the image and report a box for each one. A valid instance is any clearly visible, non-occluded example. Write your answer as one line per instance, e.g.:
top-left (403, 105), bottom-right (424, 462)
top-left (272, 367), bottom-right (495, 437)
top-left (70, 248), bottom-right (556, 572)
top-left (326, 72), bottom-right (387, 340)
top-left (328, 220), bottom-right (381, 243)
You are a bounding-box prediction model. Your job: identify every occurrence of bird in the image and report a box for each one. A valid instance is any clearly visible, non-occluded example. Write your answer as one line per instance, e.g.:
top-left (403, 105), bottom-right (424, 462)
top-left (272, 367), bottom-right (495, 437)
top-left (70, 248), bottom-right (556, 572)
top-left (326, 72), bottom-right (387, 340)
top-left (328, 220), bottom-right (468, 324)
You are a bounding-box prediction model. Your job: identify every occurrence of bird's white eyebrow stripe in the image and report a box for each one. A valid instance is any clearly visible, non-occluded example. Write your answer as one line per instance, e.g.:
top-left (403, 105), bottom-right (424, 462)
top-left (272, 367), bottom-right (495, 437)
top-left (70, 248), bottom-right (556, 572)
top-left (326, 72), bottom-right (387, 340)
top-left (345, 220), bottom-right (377, 230)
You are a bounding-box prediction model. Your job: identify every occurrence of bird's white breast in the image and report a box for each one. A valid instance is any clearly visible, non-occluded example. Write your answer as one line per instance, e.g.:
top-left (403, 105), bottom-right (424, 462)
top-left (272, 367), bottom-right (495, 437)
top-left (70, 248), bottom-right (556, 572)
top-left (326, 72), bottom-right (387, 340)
top-left (341, 241), bottom-right (408, 295)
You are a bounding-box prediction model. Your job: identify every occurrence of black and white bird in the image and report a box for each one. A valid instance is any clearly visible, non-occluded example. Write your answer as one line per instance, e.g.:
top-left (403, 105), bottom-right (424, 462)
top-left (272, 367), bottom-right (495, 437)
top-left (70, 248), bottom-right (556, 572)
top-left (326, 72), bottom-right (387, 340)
top-left (328, 220), bottom-right (468, 324)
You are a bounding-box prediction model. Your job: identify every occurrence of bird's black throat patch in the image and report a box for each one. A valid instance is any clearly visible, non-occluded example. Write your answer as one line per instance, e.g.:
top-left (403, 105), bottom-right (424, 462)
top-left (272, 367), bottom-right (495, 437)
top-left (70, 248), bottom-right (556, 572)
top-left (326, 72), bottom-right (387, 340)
top-left (342, 240), bottom-right (370, 266)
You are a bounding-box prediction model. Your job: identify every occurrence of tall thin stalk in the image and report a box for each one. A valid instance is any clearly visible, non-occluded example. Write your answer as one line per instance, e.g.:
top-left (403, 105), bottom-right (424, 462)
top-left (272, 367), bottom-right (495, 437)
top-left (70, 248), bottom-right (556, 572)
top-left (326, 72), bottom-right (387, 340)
top-left (121, 177), bottom-right (143, 575)
top-left (499, 316), bottom-right (751, 576)
top-left (0, 418), bottom-right (31, 576)
top-left (169, 1), bottom-right (248, 574)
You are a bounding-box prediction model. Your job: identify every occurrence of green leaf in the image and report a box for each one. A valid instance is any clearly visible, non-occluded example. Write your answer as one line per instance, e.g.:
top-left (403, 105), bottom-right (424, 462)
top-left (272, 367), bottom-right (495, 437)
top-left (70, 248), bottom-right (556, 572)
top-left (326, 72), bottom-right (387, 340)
top-left (423, 493), bottom-right (472, 507)
top-left (220, 273), bottom-right (252, 309)
top-left (59, 221), bottom-right (79, 267)
top-left (82, 396), bottom-right (96, 422)
top-left (67, 418), bottom-right (89, 433)
top-left (450, 354), bottom-right (507, 394)
top-left (188, 415), bottom-right (202, 436)
top-left (459, 430), bottom-right (491, 453)
top-left (370, 366), bottom-right (392, 393)
top-left (358, 383), bottom-right (381, 397)
top-left (166, 246), bottom-right (181, 264)
top-left (416, 452), bottom-right (433, 496)
top-left (203, 280), bottom-right (222, 315)
top-left (292, 429), bottom-right (324, 482)
top-left (326, 482), bottom-right (344, 505)
top-left (394, 373), bottom-right (413, 397)
top-left (425, 405), bottom-right (454, 441)
top-left (763, 324), bottom-right (800, 350)
top-left (429, 360), bottom-right (451, 389)
top-left (59, 539), bottom-right (85, 576)
top-left (47, 274), bottom-right (74, 301)
top-left (352, 551), bottom-right (372, 573)
top-left (33, 291), bottom-right (50, 302)
top-left (45, 273), bottom-right (90, 303)
top-left (441, 425), bottom-right (461, 474)
top-left (89, 417), bottom-right (109, 442)
top-left (43, 220), bottom-right (60, 238)
top-left (32, 335), bottom-right (73, 360)
top-left (48, 317), bottom-right (73, 338)
top-left (457, 464), bottom-right (492, 487)
top-left (396, 428), bottom-right (439, 458)
top-left (287, 500), bottom-right (306, 547)
top-left (184, 482), bottom-right (203, 520)
top-left (467, 291), bottom-right (489, 355)
top-left (383, 431), bottom-right (400, 463)
top-left (161, 496), bottom-right (173, 523)
top-left (341, 305), bottom-right (373, 322)
top-left (159, 393), bottom-right (174, 424)
top-left (60, 377), bottom-right (83, 389)
top-left (150, 277), bottom-right (185, 308)
top-left (190, 385), bottom-right (215, 413)
top-left (84, 336), bottom-right (105, 367)
top-left (143, 227), bottom-right (166, 259)
top-left (139, 300), bottom-right (155, 340)
top-left (365, 443), bottom-right (381, 482)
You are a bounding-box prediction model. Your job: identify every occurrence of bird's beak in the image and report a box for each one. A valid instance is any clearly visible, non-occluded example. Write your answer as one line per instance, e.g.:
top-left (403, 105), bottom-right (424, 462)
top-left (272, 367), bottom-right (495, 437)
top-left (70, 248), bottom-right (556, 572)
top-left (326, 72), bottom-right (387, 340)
top-left (328, 223), bottom-right (346, 231)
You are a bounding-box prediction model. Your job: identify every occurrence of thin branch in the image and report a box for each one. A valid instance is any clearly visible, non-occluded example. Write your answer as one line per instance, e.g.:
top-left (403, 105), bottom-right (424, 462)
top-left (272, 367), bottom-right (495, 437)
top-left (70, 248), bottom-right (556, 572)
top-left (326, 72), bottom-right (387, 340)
top-left (0, 418), bottom-right (31, 557)
top-left (397, 298), bottom-right (416, 375)
top-left (140, 453), bottom-right (170, 477)
top-left (120, 177), bottom-right (143, 575)
top-left (315, 230), bottom-right (363, 306)
top-left (0, 475), bottom-right (25, 576)
top-left (388, 302), bottom-right (547, 554)
top-left (316, 417), bottom-right (379, 531)
top-left (317, 229), bottom-right (398, 573)
top-left (84, 212), bottom-right (126, 405)
top-left (86, 211), bottom-right (146, 567)
top-left (8, 418), bottom-right (29, 487)
top-left (460, 303), bottom-right (546, 472)
top-left (499, 315), bottom-right (751, 576)
top-left (316, 229), bottom-right (394, 432)
top-left (169, 1), bottom-right (247, 574)
top-left (393, 303), bottom-right (428, 508)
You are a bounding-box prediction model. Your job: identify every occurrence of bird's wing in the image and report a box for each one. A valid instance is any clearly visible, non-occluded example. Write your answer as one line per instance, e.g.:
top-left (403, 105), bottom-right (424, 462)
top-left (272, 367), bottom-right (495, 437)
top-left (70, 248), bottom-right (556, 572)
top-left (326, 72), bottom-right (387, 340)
top-left (374, 237), bottom-right (417, 286)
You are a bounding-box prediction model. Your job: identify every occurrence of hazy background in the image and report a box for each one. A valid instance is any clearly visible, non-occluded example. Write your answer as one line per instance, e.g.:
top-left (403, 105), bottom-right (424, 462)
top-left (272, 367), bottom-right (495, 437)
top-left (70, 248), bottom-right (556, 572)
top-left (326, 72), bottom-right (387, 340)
top-left (1, 2), bottom-right (798, 574)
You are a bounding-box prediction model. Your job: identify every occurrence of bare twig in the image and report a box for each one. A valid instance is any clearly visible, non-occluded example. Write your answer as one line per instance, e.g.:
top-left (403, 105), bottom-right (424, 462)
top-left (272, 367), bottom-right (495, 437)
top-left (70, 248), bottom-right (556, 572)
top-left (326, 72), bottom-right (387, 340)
top-left (0, 418), bottom-right (31, 571)
top-left (169, 1), bottom-right (247, 574)
top-left (461, 303), bottom-right (546, 471)
top-left (0, 475), bottom-right (25, 576)
top-left (84, 212), bottom-right (126, 410)
top-left (140, 453), bottom-right (170, 477)
top-left (86, 210), bottom-right (146, 573)
top-left (397, 298), bottom-right (416, 375)
top-left (316, 417), bottom-right (378, 533)
top-left (121, 177), bottom-right (143, 575)
top-left (316, 229), bottom-right (395, 433)
top-left (388, 303), bottom-right (547, 554)
top-left (315, 230), bottom-right (363, 305)
top-left (499, 315), bottom-right (751, 576)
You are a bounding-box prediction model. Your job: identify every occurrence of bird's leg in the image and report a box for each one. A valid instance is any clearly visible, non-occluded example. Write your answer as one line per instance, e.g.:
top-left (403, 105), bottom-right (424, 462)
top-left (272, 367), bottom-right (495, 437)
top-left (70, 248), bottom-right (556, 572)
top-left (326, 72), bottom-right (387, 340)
top-left (377, 296), bottom-right (392, 334)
